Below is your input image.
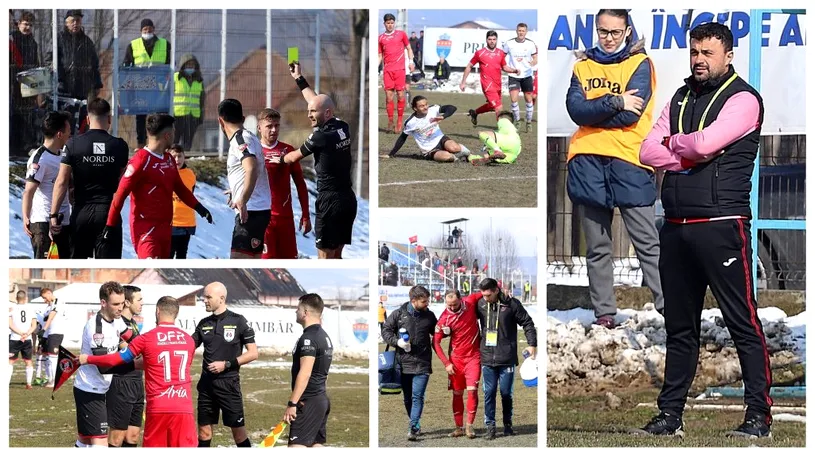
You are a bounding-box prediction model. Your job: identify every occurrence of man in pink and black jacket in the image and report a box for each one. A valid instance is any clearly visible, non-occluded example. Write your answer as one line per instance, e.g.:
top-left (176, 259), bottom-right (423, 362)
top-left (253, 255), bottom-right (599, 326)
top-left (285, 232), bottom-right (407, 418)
top-left (633, 22), bottom-right (773, 440)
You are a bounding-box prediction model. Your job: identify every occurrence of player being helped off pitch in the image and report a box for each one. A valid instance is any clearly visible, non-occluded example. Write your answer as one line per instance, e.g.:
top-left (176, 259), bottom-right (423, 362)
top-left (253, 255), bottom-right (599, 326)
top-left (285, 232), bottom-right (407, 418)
top-left (433, 289), bottom-right (484, 438)
top-left (383, 96), bottom-right (472, 163)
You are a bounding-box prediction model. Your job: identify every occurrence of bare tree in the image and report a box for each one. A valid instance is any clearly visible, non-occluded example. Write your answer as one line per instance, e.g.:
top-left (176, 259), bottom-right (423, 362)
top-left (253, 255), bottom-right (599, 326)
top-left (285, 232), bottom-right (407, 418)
top-left (477, 228), bottom-right (520, 278)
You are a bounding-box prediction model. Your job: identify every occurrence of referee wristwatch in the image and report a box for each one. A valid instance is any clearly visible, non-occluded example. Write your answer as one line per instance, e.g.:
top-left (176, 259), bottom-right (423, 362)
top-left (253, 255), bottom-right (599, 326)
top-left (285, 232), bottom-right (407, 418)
top-left (224, 360), bottom-right (233, 370)
top-left (287, 401), bottom-right (298, 407)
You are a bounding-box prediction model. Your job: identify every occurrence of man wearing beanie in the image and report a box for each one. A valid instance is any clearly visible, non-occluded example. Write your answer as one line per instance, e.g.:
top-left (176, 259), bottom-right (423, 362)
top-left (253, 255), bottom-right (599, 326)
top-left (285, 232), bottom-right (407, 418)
top-left (123, 18), bottom-right (171, 147)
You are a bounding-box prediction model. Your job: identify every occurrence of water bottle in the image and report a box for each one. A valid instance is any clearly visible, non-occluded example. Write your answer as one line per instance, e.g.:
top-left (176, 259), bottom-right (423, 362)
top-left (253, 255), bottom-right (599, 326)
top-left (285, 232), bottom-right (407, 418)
top-left (523, 350), bottom-right (530, 359)
top-left (399, 327), bottom-right (411, 353)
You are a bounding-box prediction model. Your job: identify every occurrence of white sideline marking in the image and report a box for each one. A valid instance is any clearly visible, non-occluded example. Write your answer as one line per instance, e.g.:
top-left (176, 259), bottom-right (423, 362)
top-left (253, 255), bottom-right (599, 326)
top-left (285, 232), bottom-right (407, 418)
top-left (381, 175), bottom-right (537, 187)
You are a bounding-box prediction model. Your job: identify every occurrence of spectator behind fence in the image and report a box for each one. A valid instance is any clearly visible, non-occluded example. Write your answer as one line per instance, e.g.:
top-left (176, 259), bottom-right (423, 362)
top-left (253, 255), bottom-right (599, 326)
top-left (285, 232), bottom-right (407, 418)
top-left (173, 54), bottom-right (205, 148)
top-left (11, 11), bottom-right (42, 155)
top-left (123, 18), bottom-right (171, 148)
top-left (416, 30), bottom-right (424, 68)
top-left (565, 9), bottom-right (663, 329)
top-left (49, 10), bottom-right (102, 130)
top-left (431, 56), bottom-right (450, 88)
top-left (379, 242), bottom-right (390, 262)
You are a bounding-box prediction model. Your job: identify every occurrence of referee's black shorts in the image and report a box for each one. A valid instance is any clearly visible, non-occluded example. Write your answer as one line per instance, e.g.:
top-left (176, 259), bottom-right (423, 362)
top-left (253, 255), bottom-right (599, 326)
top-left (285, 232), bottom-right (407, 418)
top-left (315, 190), bottom-right (357, 250)
top-left (288, 393), bottom-right (330, 446)
top-left (74, 387), bottom-right (109, 438)
top-left (71, 203), bottom-right (122, 259)
top-left (507, 76), bottom-right (534, 93)
top-left (106, 376), bottom-right (145, 430)
top-left (197, 375), bottom-right (246, 427)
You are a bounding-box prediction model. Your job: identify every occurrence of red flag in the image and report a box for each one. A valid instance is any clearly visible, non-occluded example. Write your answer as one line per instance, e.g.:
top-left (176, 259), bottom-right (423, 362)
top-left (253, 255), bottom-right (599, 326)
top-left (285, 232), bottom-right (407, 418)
top-left (483, 264), bottom-right (489, 271)
top-left (408, 235), bottom-right (418, 244)
top-left (52, 346), bottom-right (79, 399)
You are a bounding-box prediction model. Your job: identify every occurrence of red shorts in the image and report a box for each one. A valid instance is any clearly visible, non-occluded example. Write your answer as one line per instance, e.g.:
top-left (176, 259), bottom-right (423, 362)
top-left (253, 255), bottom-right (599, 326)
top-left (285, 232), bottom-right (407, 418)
top-left (131, 220), bottom-right (172, 259)
top-left (262, 215), bottom-right (298, 259)
top-left (143, 413), bottom-right (196, 447)
top-left (484, 90), bottom-right (502, 111)
top-left (383, 69), bottom-right (406, 91)
top-left (448, 355), bottom-right (481, 391)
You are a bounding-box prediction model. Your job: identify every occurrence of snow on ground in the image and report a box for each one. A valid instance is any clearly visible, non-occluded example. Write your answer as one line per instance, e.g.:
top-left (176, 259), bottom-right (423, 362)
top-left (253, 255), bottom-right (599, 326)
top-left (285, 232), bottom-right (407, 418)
top-left (9, 173), bottom-right (369, 259)
top-left (382, 71), bottom-right (513, 95)
top-left (548, 305), bottom-right (804, 386)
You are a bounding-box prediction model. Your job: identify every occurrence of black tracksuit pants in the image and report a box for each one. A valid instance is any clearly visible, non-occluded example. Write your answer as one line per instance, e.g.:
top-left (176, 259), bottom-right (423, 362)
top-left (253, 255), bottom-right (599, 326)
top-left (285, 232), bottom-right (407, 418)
top-left (657, 218), bottom-right (773, 419)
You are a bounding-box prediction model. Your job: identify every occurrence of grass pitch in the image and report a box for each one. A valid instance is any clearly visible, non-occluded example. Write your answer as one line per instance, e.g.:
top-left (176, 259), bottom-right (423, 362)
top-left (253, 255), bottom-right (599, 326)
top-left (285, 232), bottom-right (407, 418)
top-left (378, 90), bottom-right (538, 208)
top-left (9, 355), bottom-right (368, 447)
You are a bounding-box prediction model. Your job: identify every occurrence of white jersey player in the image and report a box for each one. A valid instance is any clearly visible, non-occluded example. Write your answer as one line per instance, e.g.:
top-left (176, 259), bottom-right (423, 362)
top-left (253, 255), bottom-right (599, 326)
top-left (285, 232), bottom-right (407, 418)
top-left (9, 291), bottom-right (39, 388)
top-left (502, 22), bottom-right (538, 127)
top-left (383, 96), bottom-right (472, 163)
top-left (39, 288), bottom-right (68, 387)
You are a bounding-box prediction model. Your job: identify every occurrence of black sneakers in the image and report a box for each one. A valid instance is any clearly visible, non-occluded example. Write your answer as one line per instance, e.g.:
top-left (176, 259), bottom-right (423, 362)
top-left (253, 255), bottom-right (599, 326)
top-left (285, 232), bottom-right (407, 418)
top-left (726, 414), bottom-right (772, 439)
top-left (630, 411), bottom-right (685, 437)
top-left (468, 109), bottom-right (478, 127)
top-left (503, 423), bottom-right (515, 436)
top-left (485, 424), bottom-right (497, 440)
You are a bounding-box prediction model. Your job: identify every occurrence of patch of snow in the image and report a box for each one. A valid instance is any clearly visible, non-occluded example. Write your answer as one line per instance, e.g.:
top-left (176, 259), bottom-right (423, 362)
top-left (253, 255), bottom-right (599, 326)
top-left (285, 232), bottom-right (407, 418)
top-left (9, 173), bottom-right (369, 259)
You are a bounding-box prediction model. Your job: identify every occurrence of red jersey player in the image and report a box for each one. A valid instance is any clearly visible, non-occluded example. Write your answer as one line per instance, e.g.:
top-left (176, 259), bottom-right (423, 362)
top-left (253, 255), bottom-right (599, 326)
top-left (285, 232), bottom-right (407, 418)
top-left (256, 108), bottom-right (311, 259)
top-left (378, 13), bottom-right (415, 133)
top-left (81, 296), bottom-right (197, 448)
top-left (106, 113), bottom-right (212, 259)
top-left (460, 31), bottom-right (518, 126)
top-left (433, 289), bottom-right (484, 438)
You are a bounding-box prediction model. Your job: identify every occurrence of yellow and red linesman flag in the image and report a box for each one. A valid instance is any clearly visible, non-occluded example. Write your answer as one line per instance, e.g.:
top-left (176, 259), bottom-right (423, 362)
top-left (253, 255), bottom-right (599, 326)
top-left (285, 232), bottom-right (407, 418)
top-left (259, 421), bottom-right (288, 447)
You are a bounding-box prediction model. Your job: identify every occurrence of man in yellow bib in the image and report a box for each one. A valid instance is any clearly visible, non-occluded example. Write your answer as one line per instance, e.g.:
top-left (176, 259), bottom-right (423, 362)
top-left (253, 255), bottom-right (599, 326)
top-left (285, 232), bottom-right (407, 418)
top-left (565, 9), bottom-right (663, 329)
top-left (123, 18), bottom-right (171, 147)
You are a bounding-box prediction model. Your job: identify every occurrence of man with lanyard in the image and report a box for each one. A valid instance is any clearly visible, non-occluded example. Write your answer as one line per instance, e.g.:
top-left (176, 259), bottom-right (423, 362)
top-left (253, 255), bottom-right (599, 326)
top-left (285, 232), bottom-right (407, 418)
top-left (22, 111), bottom-right (72, 258)
top-left (635, 22), bottom-right (773, 439)
top-left (193, 282), bottom-right (258, 447)
top-left (122, 18), bottom-right (170, 148)
top-left (283, 294), bottom-right (334, 447)
top-left (282, 62), bottom-right (357, 259)
top-left (51, 98), bottom-right (129, 259)
top-left (73, 282), bottom-right (138, 448)
top-left (432, 289), bottom-right (484, 438)
top-left (106, 285), bottom-right (144, 448)
top-left (476, 277), bottom-right (537, 440)
top-left (220, 99), bottom-right (272, 259)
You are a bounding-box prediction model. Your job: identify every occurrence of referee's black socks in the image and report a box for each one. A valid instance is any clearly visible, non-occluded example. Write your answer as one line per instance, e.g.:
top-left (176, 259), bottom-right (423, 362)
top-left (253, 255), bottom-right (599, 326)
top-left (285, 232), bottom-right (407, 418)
top-left (198, 439), bottom-right (211, 447)
top-left (237, 438), bottom-right (251, 447)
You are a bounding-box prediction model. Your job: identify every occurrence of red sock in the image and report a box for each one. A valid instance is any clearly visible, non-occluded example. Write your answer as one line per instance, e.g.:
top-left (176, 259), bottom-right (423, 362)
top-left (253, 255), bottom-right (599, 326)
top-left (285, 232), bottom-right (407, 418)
top-left (467, 390), bottom-right (479, 425)
top-left (452, 392), bottom-right (464, 428)
top-left (386, 100), bottom-right (395, 121)
top-left (397, 97), bottom-right (406, 122)
top-left (475, 103), bottom-right (493, 115)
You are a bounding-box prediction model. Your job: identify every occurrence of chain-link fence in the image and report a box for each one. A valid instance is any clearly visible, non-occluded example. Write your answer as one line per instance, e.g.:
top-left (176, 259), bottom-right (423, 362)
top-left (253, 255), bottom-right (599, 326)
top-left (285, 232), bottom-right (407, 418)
top-left (547, 135), bottom-right (806, 290)
top-left (9, 9), bottom-right (369, 197)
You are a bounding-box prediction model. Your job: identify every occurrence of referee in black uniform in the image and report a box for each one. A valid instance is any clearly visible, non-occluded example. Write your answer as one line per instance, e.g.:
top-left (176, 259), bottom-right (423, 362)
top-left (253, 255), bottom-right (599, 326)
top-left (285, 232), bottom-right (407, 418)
top-left (106, 285), bottom-right (144, 447)
top-left (50, 98), bottom-right (129, 259)
top-left (193, 282), bottom-right (258, 447)
top-left (282, 62), bottom-right (357, 260)
top-left (634, 23), bottom-right (772, 439)
top-left (283, 294), bottom-right (333, 447)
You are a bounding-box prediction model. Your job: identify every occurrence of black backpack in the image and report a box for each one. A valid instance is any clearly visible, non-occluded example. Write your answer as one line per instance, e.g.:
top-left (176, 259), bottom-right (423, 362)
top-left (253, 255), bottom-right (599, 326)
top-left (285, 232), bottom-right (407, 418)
top-left (378, 344), bottom-right (402, 395)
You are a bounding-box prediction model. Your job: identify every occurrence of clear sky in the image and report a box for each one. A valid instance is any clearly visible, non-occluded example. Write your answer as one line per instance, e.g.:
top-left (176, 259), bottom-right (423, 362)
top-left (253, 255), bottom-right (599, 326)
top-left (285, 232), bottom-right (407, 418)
top-left (288, 268), bottom-right (369, 300)
top-left (378, 215), bottom-right (538, 257)
top-left (378, 9), bottom-right (538, 33)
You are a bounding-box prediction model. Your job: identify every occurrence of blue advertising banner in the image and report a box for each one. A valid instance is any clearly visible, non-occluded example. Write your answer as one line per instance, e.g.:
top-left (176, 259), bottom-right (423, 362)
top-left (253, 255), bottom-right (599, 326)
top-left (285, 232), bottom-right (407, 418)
top-left (117, 66), bottom-right (173, 115)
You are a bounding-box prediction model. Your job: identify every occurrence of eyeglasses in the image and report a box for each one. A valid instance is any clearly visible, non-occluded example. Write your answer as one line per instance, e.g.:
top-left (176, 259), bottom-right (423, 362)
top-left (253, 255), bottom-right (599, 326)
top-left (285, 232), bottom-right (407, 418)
top-left (597, 28), bottom-right (626, 39)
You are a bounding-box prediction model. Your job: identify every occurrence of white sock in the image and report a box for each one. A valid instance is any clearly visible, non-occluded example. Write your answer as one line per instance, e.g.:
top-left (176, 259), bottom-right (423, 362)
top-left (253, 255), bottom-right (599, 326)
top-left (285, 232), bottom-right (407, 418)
top-left (526, 102), bottom-right (534, 121)
top-left (25, 366), bottom-right (33, 386)
top-left (458, 145), bottom-right (471, 157)
top-left (75, 440), bottom-right (87, 447)
top-left (511, 102), bottom-right (520, 121)
top-left (36, 355), bottom-right (43, 378)
top-left (48, 355), bottom-right (58, 383)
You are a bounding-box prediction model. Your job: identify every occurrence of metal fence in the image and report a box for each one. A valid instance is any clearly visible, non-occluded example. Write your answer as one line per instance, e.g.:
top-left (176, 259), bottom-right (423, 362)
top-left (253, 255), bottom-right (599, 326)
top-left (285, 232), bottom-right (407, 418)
top-left (546, 135), bottom-right (806, 290)
top-left (9, 8), bottom-right (369, 197)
